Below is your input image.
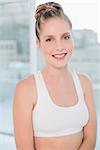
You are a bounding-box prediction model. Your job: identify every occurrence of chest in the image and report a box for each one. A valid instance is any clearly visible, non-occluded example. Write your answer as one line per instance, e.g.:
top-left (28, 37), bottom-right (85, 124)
top-left (45, 79), bottom-right (78, 107)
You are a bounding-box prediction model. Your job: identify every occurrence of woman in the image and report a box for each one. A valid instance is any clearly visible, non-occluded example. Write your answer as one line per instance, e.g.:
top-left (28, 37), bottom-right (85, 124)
top-left (13, 2), bottom-right (97, 150)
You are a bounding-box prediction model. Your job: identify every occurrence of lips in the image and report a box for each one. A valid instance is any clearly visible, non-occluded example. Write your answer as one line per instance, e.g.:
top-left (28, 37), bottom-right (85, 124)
top-left (51, 52), bottom-right (68, 60)
top-left (52, 53), bottom-right (67, 59)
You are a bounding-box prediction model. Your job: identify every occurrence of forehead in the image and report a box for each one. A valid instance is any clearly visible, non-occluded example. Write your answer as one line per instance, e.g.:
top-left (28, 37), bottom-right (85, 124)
top-left (40, 17), bottom-right (71, 36)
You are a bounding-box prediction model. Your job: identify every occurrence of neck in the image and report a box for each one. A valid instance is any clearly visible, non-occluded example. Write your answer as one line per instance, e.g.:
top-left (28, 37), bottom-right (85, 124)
top-left (42, 65), bottom-right (69, 80)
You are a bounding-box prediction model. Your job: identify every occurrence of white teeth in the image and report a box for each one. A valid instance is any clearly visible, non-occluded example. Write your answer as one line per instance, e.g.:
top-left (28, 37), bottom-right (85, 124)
top-left (54, 54), bottom-right (65, 58)
top-left (53, 54), bottom-right (65, 58)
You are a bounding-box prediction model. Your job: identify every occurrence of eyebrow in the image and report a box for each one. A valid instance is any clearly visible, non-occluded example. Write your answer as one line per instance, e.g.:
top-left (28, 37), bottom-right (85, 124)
top-left (44, 32), bottom-right (71, 38)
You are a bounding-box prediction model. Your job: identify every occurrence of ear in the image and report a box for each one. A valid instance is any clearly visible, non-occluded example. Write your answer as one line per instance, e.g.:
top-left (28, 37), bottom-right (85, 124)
top-left (36, 38), bottom-right (40, 48)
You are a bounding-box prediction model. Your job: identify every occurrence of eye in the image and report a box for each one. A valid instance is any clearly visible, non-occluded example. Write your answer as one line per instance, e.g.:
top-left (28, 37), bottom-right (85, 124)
top-left (46, 38), bottom-right (52, 42)
top-left (64, 35), bottom-right (70, 40)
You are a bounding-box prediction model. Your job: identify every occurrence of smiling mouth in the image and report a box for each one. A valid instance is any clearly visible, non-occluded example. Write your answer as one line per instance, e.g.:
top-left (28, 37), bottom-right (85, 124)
top-left (52, 53), bottom-right (67, 60)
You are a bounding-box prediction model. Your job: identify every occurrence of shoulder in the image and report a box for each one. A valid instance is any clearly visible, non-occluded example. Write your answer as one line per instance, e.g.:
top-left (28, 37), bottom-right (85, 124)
top-left (14, 74), bottom-right (37, 109)
top-left (77, 72), bottom-right (95, 107)
top-left (16, 74), bottom-right (35, 91)
top-left (77, 72), bottom-right (93, 93)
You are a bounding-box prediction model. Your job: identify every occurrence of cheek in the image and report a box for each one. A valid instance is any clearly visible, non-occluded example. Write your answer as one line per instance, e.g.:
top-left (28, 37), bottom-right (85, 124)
top-left (41, 45), bottom-right (51, 55)
top-left (41, 43), bottom-right (53, 54)
top-left (65, 42), bottom-right (73, 53)
top-left (39, 40), bottom-right (51, 55)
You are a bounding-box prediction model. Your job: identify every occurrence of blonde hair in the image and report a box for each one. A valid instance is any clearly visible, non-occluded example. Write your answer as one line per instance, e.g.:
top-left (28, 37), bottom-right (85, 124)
top-left (35, 2), bottom-right (72, 40)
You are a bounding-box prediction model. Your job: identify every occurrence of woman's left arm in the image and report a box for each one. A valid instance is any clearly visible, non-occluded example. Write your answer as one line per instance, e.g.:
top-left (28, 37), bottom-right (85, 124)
top-left (78, 74), bottom-right (97, 150)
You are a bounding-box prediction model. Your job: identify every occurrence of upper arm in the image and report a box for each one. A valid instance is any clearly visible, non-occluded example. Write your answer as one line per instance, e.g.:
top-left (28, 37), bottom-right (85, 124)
top-left (79, 74), bottom-right (97, 142)
top-left (13, 76), bottom-right (36, 150)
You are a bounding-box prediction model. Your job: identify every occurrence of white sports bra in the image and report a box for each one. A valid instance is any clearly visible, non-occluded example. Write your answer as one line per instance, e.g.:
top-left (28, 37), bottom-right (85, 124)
top-left (32, 70), bottom-right (89, 137)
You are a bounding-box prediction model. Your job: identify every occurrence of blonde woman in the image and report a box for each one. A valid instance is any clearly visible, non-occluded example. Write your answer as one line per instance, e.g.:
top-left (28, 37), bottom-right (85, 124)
top-left (13, 2), bottom-right (97, 150)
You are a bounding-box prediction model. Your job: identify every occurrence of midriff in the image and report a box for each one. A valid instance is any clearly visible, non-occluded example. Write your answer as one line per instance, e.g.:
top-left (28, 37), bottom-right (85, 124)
top-left (34, 131), bottom-right (83, 150)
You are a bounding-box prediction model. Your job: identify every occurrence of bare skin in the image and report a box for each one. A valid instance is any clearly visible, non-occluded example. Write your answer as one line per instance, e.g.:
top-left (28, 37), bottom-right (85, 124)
top-left (13, 17), bottom-right (97, 150)
top-left (34, 132), bottom-right (83, 150)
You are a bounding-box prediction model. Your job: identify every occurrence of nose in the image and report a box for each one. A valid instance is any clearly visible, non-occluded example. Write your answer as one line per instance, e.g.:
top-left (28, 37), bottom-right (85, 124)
top-left (55, 41), bottom-right (64, 51)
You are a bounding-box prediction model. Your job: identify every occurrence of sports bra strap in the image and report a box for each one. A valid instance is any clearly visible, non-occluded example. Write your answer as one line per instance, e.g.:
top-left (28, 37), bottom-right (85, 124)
top-left (71, 70), bottom-right (84, 100)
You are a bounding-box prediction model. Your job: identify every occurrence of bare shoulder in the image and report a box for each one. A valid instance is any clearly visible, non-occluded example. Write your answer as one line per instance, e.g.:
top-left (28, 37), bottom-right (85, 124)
top-left (77, 72), bottom-right (93, 94)
top-left (77, 72), bottom-right (96, 111)
top-left (13, 75), bottom-right (37, 148)
top-left (14, 74), bottom-right (37, 109)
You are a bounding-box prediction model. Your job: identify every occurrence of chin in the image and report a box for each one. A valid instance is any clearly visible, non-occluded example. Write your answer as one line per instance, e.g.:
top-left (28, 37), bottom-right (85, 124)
top-left (51, 62), bottom-right (68, 70)
top-left (46, 55), bottom-right (71, 69)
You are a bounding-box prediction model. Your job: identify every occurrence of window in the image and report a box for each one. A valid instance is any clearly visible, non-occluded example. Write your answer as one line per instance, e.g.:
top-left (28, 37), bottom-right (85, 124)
top-left (0, 0), bottom-right (31, 149)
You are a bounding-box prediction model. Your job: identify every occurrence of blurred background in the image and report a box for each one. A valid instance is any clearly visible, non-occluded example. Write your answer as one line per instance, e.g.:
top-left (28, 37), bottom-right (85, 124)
top-left (0, 0), bottom-right (99, 149)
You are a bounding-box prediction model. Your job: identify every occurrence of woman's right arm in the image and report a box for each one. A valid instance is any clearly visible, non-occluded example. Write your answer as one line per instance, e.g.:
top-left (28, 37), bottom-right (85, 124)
top-left (13, 77), bottom-right (36, 150)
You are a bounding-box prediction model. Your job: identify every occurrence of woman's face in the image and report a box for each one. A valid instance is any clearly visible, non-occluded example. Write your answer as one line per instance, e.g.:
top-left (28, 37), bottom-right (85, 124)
top-left (37, 17), bottom-right (74, 69)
